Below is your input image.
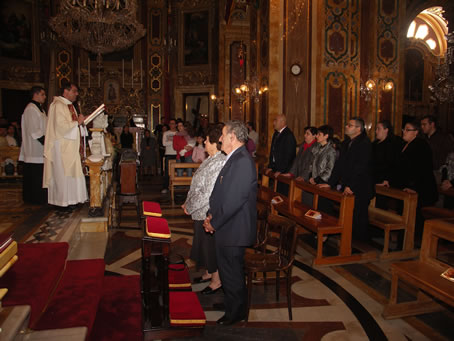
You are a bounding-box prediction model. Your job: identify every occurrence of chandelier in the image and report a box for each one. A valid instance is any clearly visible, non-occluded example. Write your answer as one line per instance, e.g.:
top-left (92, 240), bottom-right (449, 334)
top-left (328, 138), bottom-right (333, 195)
top-left (233, 76), bottom-right (268, 104)
top-left (50, 0), bottom-right (145, 57)
top-left (429, 33), bottom-right (454, 102)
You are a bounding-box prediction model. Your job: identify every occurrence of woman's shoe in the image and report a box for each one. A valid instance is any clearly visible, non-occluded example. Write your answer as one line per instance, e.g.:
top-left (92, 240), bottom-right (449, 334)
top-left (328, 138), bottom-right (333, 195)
top-left (201, 285), bottom-right (222, 295)
top-left (193, 276), bottom-right (211, 284)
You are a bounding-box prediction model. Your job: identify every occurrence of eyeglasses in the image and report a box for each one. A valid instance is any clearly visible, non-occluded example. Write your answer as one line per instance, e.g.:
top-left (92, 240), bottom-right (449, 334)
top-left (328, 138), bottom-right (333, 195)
top-left (346, 124), bottom-right (359, 128)
top-left (402, 128), bottom-right (418, 132)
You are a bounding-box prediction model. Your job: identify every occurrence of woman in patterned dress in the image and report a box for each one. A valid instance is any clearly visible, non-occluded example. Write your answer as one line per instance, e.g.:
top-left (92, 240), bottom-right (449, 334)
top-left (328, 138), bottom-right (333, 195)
top-left (182, 125), bottom-right (226, 294)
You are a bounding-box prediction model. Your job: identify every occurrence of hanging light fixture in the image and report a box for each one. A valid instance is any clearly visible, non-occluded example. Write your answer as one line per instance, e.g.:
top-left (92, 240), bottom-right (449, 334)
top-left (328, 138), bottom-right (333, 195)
top-left (50, 0), bottom-right (146, 58)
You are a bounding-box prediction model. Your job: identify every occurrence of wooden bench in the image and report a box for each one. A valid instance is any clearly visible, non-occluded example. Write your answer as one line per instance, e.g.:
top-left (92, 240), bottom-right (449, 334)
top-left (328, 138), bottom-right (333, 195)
top-left (273, 177), bottom-right (377, 266)
top-left (383, 218), bottom-right (454, 319)
top-left (168, 160), bottom-right (200, 204)
top-left (368, 185), bottom-right (418, 260)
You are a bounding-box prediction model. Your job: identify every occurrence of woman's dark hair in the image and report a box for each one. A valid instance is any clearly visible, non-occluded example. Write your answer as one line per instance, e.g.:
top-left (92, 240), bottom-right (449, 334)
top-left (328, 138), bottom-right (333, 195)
top-left (304, 126), bottom-right (318, 136)
top-left (122, 125), bottom-right (129, 133)
top-left (196, 134), bottom-right (205, 146)
top-left (317, 125), bottom-right (334, 141)
top-left (378, 119), bottom-right (394, 137)
top-left (207, 126), bottom-right (223, 151)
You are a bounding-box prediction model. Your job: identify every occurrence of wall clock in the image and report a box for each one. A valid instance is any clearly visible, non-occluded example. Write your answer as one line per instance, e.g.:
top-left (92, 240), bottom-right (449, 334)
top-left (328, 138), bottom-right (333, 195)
top-left (290, 63), bottom-right (302, 76)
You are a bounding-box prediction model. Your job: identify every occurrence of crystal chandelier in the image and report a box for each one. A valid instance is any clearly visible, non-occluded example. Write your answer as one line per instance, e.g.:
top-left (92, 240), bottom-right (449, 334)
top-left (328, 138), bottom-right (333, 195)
top-left (233, 76), bottom-right (268, 104)
top-left (429, 33), bottom-right (454, 102)
top-left (50, 0), bottom-right (145, 57)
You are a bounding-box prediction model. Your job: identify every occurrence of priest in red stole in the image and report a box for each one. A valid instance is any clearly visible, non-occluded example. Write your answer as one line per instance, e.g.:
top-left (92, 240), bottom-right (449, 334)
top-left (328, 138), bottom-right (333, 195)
top-left (43, 81), bottom-right (87, 208)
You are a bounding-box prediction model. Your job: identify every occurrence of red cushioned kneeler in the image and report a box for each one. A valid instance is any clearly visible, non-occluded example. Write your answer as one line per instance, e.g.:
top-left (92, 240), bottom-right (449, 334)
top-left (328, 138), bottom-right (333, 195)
top-left (145, 217), bottom-right (171, 239)
top-left (142, 201), bottom-right (162, 217)
top-left (169, 291), bottom-right (206, 326)
top-left (168, 264), bottom-right (191, 289)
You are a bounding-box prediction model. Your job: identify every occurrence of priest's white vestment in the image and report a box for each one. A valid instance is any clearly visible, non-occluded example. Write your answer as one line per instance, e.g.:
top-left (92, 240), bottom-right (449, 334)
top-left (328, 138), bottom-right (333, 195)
top-left (43, 96), bottom-right (87, 206)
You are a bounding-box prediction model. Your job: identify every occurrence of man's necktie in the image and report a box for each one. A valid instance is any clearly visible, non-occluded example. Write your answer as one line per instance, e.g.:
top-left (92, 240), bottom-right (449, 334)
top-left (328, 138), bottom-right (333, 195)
top-left (68, 104), bottom-right (78, 121)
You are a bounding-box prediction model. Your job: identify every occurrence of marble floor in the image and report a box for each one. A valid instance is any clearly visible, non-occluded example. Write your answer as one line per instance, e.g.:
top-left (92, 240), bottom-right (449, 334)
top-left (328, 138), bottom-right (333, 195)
top-left (3, 177), bottom-right (453, 341)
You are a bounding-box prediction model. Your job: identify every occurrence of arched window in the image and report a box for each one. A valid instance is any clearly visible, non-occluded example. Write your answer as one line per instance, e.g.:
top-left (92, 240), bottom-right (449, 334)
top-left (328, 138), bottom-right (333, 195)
top-left (406, 7), bottom-right (448, 56)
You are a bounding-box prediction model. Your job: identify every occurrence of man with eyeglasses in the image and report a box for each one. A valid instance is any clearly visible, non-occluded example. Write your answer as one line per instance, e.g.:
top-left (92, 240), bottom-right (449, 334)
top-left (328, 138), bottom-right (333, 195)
top-left (319, 117), bottom-right (374, 242)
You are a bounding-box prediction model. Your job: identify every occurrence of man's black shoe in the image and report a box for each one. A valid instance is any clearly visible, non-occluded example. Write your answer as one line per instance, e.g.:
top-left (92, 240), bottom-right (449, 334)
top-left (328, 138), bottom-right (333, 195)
top-left (216, 314), bottom-right (246, 326)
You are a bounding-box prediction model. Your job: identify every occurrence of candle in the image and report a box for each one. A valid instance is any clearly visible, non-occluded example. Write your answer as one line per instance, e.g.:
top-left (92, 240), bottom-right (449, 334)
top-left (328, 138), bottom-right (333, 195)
top-left (131, 59), bottom-right (134, 88)
top-left (88, 58), bottom-right (90, 88)
top-left (140, 60), bottom-right (143, 89)
top-left (78, 57), bottom-right (80, 85)
top-left (122, 59), bottom-right (124, 88)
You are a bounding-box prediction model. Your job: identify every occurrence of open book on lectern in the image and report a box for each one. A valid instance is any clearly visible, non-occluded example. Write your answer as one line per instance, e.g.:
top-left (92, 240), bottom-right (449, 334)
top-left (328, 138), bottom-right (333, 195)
top-left (83, 103), bottom-right (105, 125)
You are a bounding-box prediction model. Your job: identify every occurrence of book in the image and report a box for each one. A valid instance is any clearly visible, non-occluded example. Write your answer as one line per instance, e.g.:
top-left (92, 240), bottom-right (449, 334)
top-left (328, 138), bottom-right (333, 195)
top-left (83, 103), bottom-right (105, 125)
top-left (271, 196), bottom-right (283, 205)
top-left (441, 268), bottom-right (454, 282)
top-left (305, 209), bottom-right (322, 220)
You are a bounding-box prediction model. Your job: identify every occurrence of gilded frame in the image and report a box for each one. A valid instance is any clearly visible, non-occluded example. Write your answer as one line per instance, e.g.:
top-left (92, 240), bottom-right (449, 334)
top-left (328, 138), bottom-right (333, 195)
top-left (0, 1), bottom-right (39, 66)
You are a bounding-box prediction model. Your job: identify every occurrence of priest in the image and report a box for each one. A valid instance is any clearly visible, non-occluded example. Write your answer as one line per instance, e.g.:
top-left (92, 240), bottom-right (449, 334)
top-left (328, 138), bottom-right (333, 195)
top-left (43, 81), bottom-right (87, 208)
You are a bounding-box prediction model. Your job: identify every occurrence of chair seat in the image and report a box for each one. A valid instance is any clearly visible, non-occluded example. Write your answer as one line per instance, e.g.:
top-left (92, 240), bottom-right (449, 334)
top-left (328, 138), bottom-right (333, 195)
top-left (142, 201), bottom-right (162, 217)
top-left (245, 253), bottom-right (289, 272)
top-left (145, 217), bottom-right (171, 239)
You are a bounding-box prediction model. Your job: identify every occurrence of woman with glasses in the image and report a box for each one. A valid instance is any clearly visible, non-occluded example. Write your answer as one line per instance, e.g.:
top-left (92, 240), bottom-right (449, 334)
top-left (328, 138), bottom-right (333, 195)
top-left (392, 121), bottom-right (438, 241)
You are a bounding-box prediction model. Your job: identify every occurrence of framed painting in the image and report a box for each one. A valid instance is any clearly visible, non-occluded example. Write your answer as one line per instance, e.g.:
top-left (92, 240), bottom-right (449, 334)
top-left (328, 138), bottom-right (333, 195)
top-left (0, 1), bottom-right (38, 65)
top-left (179, 8), bottom-right (212, 70)
top-left (104, 79), bottom-right (120, 105)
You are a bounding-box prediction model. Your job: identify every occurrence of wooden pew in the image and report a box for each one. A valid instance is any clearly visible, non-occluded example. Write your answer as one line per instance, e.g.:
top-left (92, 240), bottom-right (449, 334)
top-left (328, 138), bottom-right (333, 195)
top-left (274, 178), bottom-right (377, 266)
top-left (368, 185), bottom-right (419, 260)
top-left (383, 218), bottom-right (454, 319)
top-left (168, 160), bottom-right (200, 203)
top-left (257, 172), bottom-right (294, 214)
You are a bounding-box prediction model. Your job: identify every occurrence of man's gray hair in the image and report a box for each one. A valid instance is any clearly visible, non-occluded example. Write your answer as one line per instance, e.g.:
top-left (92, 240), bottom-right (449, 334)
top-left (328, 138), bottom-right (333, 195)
top-left (225, 120), bottom-right (249, 143)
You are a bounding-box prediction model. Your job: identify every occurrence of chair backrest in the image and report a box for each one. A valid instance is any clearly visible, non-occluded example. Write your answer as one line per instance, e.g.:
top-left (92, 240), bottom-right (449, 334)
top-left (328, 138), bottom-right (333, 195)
top-left (267, 214), bottom-right (298, 268)
top-left (255, 201), bottom-right (269, 249)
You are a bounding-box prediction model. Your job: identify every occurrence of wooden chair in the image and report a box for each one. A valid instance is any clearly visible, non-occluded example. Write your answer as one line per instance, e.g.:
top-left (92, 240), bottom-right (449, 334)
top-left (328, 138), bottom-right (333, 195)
top-left (245, 214), bottom-right (298, 321)
top-left (368, 185), bottom-right (418, 260)
top-left (168, 160), bottom-right (200, 204)
top-left (383, 217), bottom-right (454, 319)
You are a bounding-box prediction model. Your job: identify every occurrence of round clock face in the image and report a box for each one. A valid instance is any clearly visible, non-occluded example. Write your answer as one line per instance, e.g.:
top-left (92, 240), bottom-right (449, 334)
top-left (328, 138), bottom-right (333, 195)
top-left (291, 63), bottom-right (301, 76)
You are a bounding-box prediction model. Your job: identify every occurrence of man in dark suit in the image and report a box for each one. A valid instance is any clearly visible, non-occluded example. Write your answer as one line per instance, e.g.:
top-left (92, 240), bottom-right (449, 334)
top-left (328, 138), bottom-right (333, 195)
top-left (204, 120), bottom-right (257, 325)
top-left (320, 117), bottom-right (374, 242)
top-left (267, 114), bottom-right (297, 175)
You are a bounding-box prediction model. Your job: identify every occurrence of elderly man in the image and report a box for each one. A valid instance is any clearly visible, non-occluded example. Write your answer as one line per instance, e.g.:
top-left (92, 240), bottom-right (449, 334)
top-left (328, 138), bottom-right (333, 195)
top-left (43, 81), bottom-right (87, 209)
top-left (266, 114), bottom-right (296, 176)
top-left (19, 86), bottom-right (48, 204)
top-left (204, 120), bottom-right (257, 326)
top-left (320, 117), bottom-right (374, 242)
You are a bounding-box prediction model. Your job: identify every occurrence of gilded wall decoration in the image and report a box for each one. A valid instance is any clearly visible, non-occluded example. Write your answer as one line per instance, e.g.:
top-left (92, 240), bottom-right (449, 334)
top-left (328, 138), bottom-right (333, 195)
top-left (179, 0), bottom-right (212, 9)
top-left (56, 49), bottom-right (72, 88)
top-left (150, 9), bottom-right (162, 46)
top-left (2, 66), bottom-right (40, 83)
top-left (376, 0), bottom-right (399, 72)
top-left (177, 71), bottom-right (212, 86)
top-left (149, 52), bottom-right (162, 93)
top-left (320, 0), bottom-right (360, 134)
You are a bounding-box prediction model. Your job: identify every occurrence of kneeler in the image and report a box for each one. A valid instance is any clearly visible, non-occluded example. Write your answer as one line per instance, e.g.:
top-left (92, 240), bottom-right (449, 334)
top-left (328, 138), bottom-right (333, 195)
top-left (141, 217), bottom-right (206, 337)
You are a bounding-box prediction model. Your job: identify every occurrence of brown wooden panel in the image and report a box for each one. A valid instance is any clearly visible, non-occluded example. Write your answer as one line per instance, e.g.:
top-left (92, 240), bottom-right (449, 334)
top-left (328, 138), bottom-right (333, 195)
top-left (328, 84), bottom-right (344, 136)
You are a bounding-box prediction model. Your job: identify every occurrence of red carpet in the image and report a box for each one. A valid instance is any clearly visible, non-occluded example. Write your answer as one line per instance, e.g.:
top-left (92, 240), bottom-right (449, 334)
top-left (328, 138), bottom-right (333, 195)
top-left (34, 259), bottom-right (105, 335)
top-left (0, 243), bottom-right (68, 326)
top-left (90, 275), bottom-right (142, 341)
